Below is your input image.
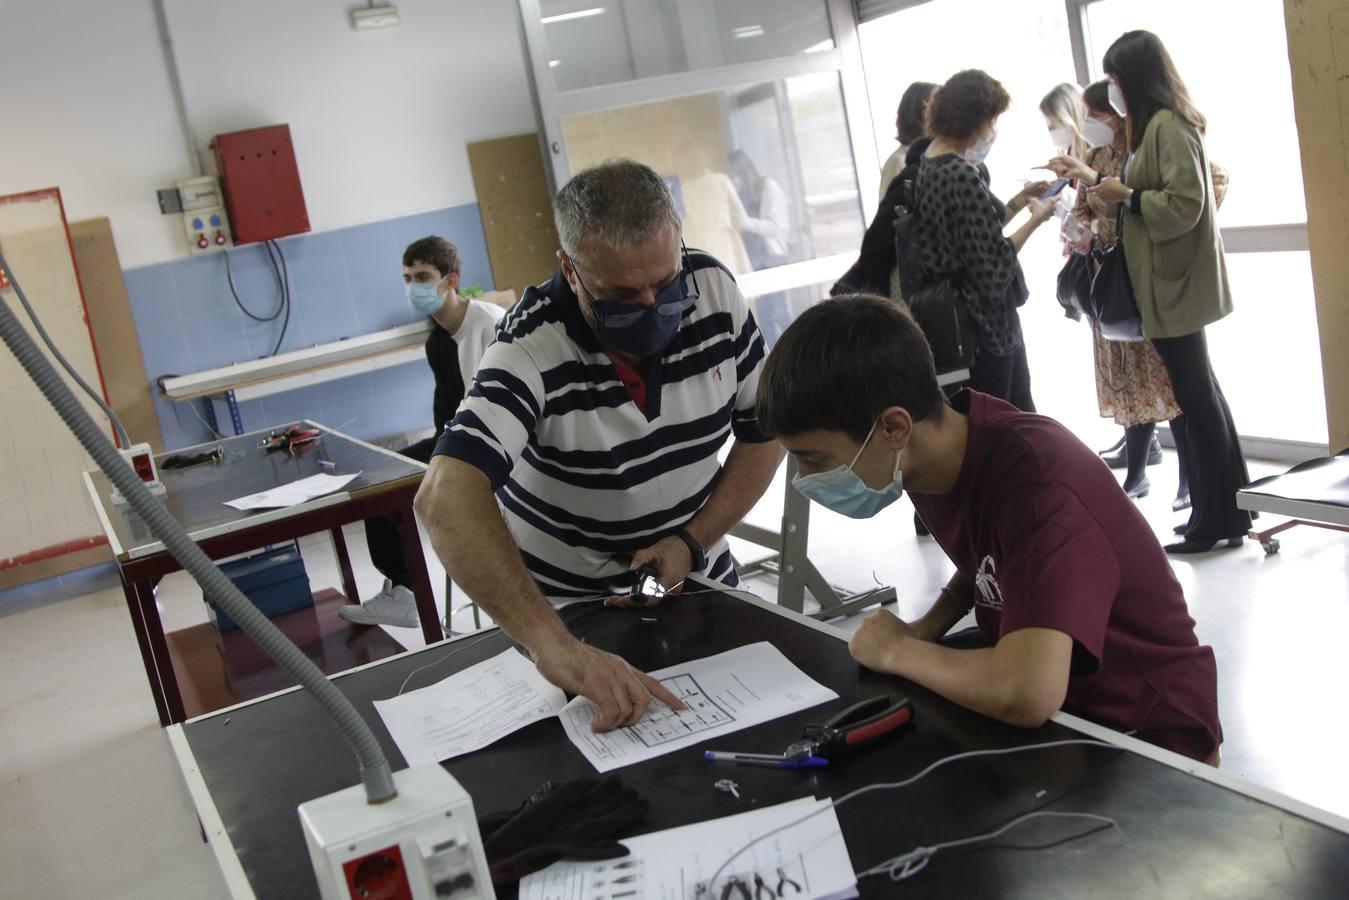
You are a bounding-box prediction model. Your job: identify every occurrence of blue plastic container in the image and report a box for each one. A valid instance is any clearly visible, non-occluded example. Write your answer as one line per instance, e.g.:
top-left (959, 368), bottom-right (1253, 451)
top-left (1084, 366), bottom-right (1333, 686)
top-left (208, 545), bottom-right (314, 631)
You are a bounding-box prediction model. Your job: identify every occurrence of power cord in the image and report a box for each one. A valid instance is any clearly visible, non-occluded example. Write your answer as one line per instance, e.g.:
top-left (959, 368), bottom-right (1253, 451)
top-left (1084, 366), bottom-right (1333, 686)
top-left (706, 738), bottom-right (1124, 890)
top-left (220, 238), bottom-right (291, 357)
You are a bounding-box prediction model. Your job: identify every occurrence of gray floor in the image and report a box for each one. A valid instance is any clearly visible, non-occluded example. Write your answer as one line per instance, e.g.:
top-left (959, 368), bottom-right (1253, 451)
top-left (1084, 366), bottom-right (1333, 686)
top-left (1, 450), bottom-right (1346, 898)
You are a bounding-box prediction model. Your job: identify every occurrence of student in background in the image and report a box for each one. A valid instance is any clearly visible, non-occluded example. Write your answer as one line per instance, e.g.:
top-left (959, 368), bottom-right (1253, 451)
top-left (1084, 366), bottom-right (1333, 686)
top-left (757, 295), bottom-right (1222, 762)
top-left (340, 236), bottom-right (504, 629)
top-left (879, 81), bottom-right (938, 199)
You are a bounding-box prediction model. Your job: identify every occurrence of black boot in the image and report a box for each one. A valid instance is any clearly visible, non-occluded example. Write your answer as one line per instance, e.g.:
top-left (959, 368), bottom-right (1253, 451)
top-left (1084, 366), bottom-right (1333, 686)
top-left (1102, 432), bottom-right (1162, 470)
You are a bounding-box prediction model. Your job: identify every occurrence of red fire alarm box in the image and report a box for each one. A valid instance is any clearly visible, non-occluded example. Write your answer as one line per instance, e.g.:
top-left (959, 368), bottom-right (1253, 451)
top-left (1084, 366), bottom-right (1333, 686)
top-left (211, 124), bottom-right (310, 244)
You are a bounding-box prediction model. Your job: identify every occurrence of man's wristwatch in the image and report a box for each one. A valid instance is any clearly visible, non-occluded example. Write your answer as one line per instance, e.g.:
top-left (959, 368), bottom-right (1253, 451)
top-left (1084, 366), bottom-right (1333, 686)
top-left (672, 528), bottom-right (706, 572)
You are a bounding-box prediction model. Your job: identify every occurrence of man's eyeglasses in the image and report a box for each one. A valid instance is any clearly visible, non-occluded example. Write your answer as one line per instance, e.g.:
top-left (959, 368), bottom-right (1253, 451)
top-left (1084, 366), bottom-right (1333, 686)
top-left (570, 244), bottom-right (700, 330)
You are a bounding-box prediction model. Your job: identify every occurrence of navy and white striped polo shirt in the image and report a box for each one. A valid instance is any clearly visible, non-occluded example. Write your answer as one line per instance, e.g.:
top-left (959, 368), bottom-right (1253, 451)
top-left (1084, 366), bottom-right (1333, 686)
top-left (431, 251), bottom-right (770, 604)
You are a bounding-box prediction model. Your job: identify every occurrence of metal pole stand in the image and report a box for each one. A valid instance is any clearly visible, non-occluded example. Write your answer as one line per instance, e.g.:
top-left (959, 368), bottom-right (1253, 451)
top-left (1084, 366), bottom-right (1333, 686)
top-left (733, 458), bottom-right (896, 620)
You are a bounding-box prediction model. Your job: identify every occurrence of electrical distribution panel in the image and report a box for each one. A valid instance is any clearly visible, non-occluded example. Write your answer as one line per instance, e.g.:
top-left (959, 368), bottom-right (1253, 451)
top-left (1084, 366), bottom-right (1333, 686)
top-left (211, 124), bottom-right (310, 245)
top-left (176, 176), bottom-right (232, 255)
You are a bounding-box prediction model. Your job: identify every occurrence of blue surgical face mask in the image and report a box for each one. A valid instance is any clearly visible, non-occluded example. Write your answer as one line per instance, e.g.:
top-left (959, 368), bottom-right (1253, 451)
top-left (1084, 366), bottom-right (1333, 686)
top-left (407, 281), bottom-right (443, 316)
top-left (792, 419), bottom-right (903, 519)
top-left (576, 257), bottom-right (697, 358)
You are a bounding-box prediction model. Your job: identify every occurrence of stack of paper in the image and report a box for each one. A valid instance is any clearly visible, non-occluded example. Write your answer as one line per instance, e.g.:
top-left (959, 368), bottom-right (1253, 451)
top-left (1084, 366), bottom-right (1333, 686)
top-left (519, 796), bottom-right (858, 900)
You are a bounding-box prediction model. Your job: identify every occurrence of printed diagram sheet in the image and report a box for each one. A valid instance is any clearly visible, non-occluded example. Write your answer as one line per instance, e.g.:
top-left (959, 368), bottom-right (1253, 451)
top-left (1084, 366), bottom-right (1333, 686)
top-left (559, 641), bottom-right (838, 772)
top-left (519, 796), bottom-right (858, 900)
top-left (373, 648), bottom-right (567, 765)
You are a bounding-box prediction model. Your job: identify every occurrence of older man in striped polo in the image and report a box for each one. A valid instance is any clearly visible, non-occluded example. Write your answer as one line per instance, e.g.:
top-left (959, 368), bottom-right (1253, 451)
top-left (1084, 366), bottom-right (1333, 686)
top-left (415, 159), bottom-right (784, 732)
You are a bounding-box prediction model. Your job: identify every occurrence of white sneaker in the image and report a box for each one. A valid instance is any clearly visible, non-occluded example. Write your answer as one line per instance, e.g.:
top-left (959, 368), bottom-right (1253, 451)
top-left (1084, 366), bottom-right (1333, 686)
top-left (338, 579), bottom-right (419, 628)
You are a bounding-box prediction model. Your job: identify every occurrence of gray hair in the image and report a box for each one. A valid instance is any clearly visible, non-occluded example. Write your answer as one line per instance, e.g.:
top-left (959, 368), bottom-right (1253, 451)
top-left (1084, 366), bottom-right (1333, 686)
top-left (553, 159), bottom-right (681, 263)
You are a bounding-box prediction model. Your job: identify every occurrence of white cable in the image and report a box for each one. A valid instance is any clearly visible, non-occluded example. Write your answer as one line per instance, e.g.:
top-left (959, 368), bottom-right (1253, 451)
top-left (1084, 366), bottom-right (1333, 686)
top-left (856, 809), bottom-right (1120, 882)
top-left (395, 630), bottom-right (502, 696)
top-left (705, 738), bottom-right (1120, 890)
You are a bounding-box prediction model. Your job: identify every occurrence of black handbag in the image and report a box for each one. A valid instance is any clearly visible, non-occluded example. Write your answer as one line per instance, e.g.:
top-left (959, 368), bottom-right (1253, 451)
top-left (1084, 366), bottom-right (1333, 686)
top-left (1089, 205), bottom-right (1145, 342)
top-left (1055, 252), bottom-right (1091, 321)
top-left (893, 199), bottom-right (976, 374)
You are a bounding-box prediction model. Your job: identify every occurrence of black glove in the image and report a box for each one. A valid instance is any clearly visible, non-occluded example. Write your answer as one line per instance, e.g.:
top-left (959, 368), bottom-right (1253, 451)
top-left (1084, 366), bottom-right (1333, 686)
top-left (478, 776), bottom-right (648, 886)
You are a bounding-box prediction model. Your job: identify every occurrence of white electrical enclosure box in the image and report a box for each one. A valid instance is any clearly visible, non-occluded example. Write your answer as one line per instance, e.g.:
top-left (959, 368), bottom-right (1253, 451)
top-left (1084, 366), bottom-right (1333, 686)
top-left (298, 764), bottom-right (495, 900)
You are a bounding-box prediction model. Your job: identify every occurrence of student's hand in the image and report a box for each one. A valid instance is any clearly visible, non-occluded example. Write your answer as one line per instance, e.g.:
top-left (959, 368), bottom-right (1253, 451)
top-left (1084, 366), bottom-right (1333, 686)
top-left (1045, 154), bottom-right (1092, 182)
top-left (1088, 176), bottom-right (1131, 205)
top-left (848, 609), bottom-right (917, 674)
top-left (533, 635), bottom-right (687, 731)
top-left (604, 536), bottom-right (693, 608)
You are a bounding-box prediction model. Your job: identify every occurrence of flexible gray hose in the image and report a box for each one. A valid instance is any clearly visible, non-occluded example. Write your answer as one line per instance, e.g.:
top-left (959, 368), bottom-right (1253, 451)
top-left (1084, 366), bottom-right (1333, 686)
top-left (0, 250), bottom-right (396, 803)
top-left (0, 253), bottom-right (131, 449)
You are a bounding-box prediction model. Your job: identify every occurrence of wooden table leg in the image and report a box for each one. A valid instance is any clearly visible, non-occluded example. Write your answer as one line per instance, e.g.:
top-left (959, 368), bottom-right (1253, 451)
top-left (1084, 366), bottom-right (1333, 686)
top-left (132, 578), bottom-right (187, 724)
top-left (330, 527), bottom-right (360, 604)
top-left (396, 506), bottom-right (443, 645)
top-left (122, 573), bottom-right (171, 727)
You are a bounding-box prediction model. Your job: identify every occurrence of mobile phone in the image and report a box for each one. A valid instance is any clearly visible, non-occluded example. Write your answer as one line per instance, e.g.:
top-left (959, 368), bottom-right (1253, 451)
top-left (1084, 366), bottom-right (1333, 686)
top-left (1044, 177), bottom-right (1070, 198)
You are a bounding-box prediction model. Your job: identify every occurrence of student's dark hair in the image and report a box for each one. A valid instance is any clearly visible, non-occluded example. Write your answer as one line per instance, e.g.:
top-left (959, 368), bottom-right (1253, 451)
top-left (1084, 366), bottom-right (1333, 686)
top-left (925, 70), bottom-right (1010, 143)
top-left (896, 81), bottom-right (938, 145)
top-left (402, 236), bottom-right (461, 277)
top-left (757, 295), bottom-right (945, 444)
top-left (1103, 30), bottom-right (1205, 151)
top-left (1082, 79), bottom-right (1113, 119)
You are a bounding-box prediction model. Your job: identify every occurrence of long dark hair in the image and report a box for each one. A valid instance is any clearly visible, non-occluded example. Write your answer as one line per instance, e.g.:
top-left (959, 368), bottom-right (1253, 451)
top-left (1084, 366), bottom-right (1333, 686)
top-left (1102, 30), bottom-right (1205, 151)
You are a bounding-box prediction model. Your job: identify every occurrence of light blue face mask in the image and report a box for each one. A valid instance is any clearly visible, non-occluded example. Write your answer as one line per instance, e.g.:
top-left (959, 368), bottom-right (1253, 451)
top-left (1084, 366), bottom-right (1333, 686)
top-left (792, 419), bottom-right (903, 519)
top-left (406, 281), bottom-right (443, 316)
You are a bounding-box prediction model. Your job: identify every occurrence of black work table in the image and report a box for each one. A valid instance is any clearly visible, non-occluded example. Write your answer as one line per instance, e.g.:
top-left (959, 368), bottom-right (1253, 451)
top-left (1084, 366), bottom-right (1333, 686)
top-left (169, 587), bottom-right (1349, 899)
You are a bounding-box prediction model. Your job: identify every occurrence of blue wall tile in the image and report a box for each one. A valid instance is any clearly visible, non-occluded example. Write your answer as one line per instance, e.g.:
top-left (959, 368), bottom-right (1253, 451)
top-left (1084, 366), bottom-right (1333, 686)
top-left (292, 282), bottom-right (359, 346)
top-left (275, 230), bottom-right (347, 291)
top-left (123, 202), bottom-right (488, 450)
top-left (339, 219), bottom-right (401, 284)
top-left (350, 275), bottom-right (418, 334)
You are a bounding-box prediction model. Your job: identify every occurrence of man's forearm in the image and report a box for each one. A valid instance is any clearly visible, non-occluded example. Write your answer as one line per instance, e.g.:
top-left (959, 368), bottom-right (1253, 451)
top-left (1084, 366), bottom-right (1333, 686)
top-left (684, 440), bottom-right (785, 551)
top-left (414, 457), bottom-right (568, 652)
top-left (912, 571), bottom-right (975, 642)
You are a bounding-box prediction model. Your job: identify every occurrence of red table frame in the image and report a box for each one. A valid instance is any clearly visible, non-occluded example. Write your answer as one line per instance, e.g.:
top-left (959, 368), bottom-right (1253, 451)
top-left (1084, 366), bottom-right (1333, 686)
top-left (113, 478), bottom-right (439, 726)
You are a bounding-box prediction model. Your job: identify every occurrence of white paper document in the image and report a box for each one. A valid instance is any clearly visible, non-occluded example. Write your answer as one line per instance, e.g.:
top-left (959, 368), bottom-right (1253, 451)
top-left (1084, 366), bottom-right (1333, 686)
top-left (372, 648), bottom-right (567, 766)
top-left (519, 796), bottom-right (858, 900)
top-left (224, 471), bottom-right (361, 510)
top-left (559, 641), bottom-right (838, 773)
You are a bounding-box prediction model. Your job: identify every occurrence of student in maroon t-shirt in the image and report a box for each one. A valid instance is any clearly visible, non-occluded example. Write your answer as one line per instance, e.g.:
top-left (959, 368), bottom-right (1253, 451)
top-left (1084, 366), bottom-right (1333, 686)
top-left (756, 295), bottom-right (1221, 761)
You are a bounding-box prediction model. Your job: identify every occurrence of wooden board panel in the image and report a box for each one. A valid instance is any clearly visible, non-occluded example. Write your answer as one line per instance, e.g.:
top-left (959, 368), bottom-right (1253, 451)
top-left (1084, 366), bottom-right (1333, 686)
top-left (69, 218), bottom-right (165, 453)
top-left (0, 189), bottom-right (111, 576)
top-left (467, 133), bottom-right (559, 298)
top-left (1286, 0), bottom-right (1349, 452)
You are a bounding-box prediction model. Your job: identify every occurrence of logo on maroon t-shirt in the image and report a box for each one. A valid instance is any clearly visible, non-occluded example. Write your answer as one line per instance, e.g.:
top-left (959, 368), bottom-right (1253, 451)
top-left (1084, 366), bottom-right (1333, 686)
top-left (974, 555), bottom-right (1003, 611)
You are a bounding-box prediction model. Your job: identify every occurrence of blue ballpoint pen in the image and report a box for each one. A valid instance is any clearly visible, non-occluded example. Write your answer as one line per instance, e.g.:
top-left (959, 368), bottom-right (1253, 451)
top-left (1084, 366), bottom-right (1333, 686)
top-left (704, 749), bottom-right (829, 768)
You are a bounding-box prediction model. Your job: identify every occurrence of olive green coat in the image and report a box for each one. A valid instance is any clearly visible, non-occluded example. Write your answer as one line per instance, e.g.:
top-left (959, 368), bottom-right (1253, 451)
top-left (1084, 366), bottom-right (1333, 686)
top-left (1121, 110), bottom-right (1232, 339)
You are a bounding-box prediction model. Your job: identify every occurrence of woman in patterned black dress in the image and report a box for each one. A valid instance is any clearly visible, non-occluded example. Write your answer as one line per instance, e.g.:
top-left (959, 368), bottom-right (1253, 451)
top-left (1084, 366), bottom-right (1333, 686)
top-left (911, 70), bottom-right (1058, 412)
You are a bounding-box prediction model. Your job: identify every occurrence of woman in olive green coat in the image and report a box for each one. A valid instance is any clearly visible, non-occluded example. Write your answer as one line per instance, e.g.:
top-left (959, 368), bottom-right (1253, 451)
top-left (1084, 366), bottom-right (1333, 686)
top-left (1086, 30), bottom-right (1252, 554)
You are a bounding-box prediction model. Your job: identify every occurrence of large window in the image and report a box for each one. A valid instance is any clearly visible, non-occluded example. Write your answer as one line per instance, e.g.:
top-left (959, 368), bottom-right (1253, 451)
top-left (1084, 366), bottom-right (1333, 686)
top-left (521, 0), bottom-right (873, 319)
top-left (858, 0), bottom-right (1327, 447)
top-left (1082, 0), bottom-right (1325, 445)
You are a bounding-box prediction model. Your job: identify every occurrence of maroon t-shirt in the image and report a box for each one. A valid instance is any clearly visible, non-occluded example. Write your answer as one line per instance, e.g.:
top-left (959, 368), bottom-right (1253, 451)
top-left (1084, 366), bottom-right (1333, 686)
top-left (911, 390), bottom-right (1222, 760)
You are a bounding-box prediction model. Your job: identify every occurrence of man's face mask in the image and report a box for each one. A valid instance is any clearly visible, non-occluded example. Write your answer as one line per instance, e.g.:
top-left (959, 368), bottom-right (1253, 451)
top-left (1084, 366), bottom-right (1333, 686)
top-left (406, 281), bottom-right (443, 316)
top-left (792, 418), bottom-right (903, 519)
top-left (571, 249), bottom-right (698, 358)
